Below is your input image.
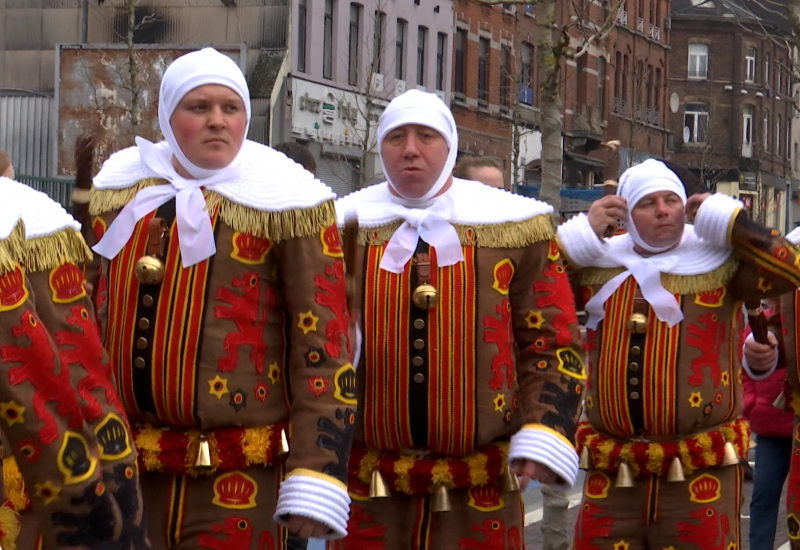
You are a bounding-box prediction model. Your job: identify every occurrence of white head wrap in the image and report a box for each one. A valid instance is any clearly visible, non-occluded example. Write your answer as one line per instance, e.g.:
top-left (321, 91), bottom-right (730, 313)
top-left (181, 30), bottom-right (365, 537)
top-left (93, 47), bottom-right (251, 267)
top-left (617, 158), bottom-right (687, 254)
top-left (374, 90), bottom-right (463, 272)
top-left (377, 89), bottom-right (458, 206)
top-left (584, 159), bottom-right (688, 329)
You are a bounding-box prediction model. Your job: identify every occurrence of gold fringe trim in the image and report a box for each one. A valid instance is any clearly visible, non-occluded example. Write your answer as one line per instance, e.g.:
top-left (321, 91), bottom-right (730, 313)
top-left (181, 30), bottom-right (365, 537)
top-left (355, 214), bottom-right (555, 248)
top-left (24, 229), bottom-right (93, 273)
top-left (206, 193), bottom-right (337, 242)
top-left (579, 257), bottom-right (738, 294)
top-left (2, 458), bottom-right (28, 512)
top-left (0, 500), bottom-right (20, 550)
top-left (0, 221), bottom-right (27, 273)
top-left (89, 179), bottom-right (165, 216)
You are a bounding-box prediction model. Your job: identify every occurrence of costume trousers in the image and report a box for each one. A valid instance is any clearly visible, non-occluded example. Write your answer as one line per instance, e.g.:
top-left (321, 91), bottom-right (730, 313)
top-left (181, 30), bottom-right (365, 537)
top-left (141, 465), bottom-right (287, 550)
top-left (331, 483), bottom-right (525, 550)
top-left (574, 464), bottom-right (742, 549)
top-left (749, 434), bottom-right (791, 550)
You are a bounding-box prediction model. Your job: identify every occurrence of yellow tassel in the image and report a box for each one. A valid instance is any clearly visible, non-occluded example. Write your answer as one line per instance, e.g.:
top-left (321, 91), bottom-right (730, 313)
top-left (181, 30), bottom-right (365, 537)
top-left (0, 499), bottom-right (21, 550)
top-left (431, 484), bottom-right (451, 512)
top-left (194, 434), bottom-right (211, 468)
top-left (615, 462), bottom-right (634, 488)
top-left (667, 456), bottom-right (685, 482)
top-left (369, 470), bottom-right (390, 498)
top-left (2, 458), bottom-right (27, 512)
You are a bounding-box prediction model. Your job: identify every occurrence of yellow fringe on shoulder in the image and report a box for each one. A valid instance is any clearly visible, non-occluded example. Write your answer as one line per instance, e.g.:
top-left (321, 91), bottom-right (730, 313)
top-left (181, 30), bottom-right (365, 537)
top-left (2, 458), bottom-right (28, 512)
top-left (89, 179), bottom-right (165, 216)
top-left (0, 222), bottom-right (26, 273)
top-left (356, 214), bottom-right (555, 248)
top-left (24, 229), bottom-right (93, 273)
top-left (206, 193), bottom-right (336, 242)
top-left (579, 256), bottom-right (738, 294)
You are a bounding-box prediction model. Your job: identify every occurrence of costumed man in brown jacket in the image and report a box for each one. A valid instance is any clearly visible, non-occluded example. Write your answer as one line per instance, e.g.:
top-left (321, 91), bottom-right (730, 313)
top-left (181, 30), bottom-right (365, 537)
top-left (559, 159), bottom-right (800, 548)
top-left (333, 89), bottom-right (585, 549)
top-left (87, 48), bottom-right (354, 548)
top-left (0, 177), bottom-right (148, 549)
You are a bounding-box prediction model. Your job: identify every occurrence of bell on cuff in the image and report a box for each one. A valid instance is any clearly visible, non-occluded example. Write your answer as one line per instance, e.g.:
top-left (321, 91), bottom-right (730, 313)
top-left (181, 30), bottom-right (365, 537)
top-left (431, 483), bottom-right (451, 512)
top-left (369, 470), bottom-right (390, 499)
top-left (615, 461), bottom-right (634, 488)
top-left (667, 456), bottom-right (685, 482)
top-left (498, 466), bottom-right (520, 493)
top-left (194, 434), bottom-right (212, 468)
top-left (579, 447), bottom-right (591, 470)
top-left (722, 441), bottom-right (739, 467)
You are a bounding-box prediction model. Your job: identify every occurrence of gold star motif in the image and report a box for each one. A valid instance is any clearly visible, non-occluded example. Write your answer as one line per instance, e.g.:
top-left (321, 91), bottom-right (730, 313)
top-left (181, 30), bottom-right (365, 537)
top-left (612, 541), bottom-right (630, 550)
top-left (688, 391), bottom-right (703, 408)
top-left (720, 372), bottom-right (730, 387)
top-left (0, 401), bottom-right (25, 426)
top-left (34, 481), bottom-right (61, 505)
top-left (297, 311), bottom-right (320, 334)
top-left (268, 362), bottom-right (281, 384)
top-left (756, 277), bottom-right (772, 293)
top-left (207, 376), bottom-right (229, 399)
top-left (493, 393), bottom-right (506, 412)
top-left (525, 310), bottom-right (545, 329)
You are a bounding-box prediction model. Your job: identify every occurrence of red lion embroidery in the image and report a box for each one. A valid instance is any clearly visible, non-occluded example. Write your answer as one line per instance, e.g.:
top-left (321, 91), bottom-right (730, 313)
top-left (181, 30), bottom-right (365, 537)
top-left (483, 300), bottom-right (514, 390)
top-left (314, 259), bottom-right (350, 360)
top-left (685, 312), bottom-right (726, 387)
top-left (533, 262), bottom-right (578, 347)
top-left (0, 310), bottom-right (83, 444)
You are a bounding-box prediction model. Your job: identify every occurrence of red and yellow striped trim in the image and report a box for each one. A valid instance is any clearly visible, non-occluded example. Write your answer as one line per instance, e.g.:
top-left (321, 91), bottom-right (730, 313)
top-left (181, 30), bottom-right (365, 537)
top-left (575, 418), bottom-right (749, 478)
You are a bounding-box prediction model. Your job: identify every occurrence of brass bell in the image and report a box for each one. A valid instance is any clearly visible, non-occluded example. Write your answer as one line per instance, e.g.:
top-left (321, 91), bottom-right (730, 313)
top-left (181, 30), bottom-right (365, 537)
top-left (774, 391), bottom-right (787, 411)
top-left (499, 466), bottom-right (520, 493)
top-left (431, 483), bottom-right (451, 512)
top-left (626, 313), bottom-right (648, 334)
top-left (280, 428), bottom-right (290, 455)
top-left (134, 255), bottom-right (165, 285)
top-left (579, 447), bottom-right (591, 470)
top-left (412, 284), bottom-right (438, 310)
top-left (667, 456), bottom-right (685, 482)
top-left (369, 470), bottom-right (390, 498)
top-left (722, 441), bottom-right (739, 467)
top-left (615, 461), bottom-right (634, 488)
top-left (194, 434), bottom-right (211, 468)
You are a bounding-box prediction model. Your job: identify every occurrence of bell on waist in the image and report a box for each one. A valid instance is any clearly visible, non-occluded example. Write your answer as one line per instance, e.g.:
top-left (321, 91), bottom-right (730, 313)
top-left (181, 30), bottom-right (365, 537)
top-left (722, 441), bottom-right (739, 467)
top-left (498, 466), bottom-right (520, 493)
top-left (134, 255), bottom-right (165, 285)
top-left (615, 461), bottom-right (634, 488)
top-left (369, 470), bottom-right (390, 499)
top-left (431, 483), bottom-right (451, 512)
top-left (626, 313), bottom-right (647, 334)
top-left (667, 456), bottom-right (685, 482)
top-left (412, 284), bottom-right (438, 310)
top-left (579, 447), bottom-right (591, 470)
top-left (280, 428), bottom-right (290, 455)
top-left (194, 434), bottom-right (212, 468)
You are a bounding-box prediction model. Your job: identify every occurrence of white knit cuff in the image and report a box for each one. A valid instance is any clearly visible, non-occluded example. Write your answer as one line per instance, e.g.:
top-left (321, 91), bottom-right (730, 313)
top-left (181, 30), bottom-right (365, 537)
top-left (741, 332), bottom-right (778, 380)
top-left (274, 471), bottom-right (351, 540)
top-left (556, 213), bottom-right (607, 267)
top-left (693, 193), bottom-right (743, 246)
top-left (508, 426), bottom-right (579, 488)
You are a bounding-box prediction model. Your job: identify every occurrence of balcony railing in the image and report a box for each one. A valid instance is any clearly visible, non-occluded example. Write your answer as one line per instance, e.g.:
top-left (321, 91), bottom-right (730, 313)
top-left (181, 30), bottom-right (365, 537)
top-left (617, 10), bottom-right (628, 26)
top-left (649, 24), bottom-right (660, 40)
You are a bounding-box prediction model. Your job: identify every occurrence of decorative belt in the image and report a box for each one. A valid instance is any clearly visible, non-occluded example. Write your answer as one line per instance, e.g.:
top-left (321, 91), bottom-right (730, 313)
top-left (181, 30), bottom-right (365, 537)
top-left (349, 440), bottom-right (508, 495)
top-left (575, 418), bottom-right (749, 478)
top-left (133, 422), bottom-right (287, 476)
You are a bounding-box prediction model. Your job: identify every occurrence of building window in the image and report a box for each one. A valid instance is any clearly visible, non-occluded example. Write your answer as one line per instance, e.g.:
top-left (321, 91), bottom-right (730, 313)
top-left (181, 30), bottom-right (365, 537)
top-left (417, 26), bottom-right (427, 86)
top-left (396, 19), bottom-right (407, 80)
top-left (687, 43), bottom-right (708, 79)
top-left (298, 0), bottom-right (308, 72)
top-left (499, 44), bottom-right (510, 109)
top-left (597, 56), bottom-right (606, 113)
top-left (742, 105), bottom-right (753, 157)
top-left (478, 37), bottom-right (489, 102)
top-left (436, 32), bottom-right (446, 91)
top-left (323, 0), bottom-right (334, 79)
top-left (765, 52), bottom-right (770, 87)
top-left (763, 109), bottom-right (770, 152)
top-left (684, 102), bottom-right (708, 143)
top-left (348, 4), bottom-right (361, 86)
top-left (745, 46), bottom-right (756, 82)
top-left (372, 10), bottom-right (386, 74)
top-left (776, 114), bottom-right (781, 155)
top-left (454, 28), bottom-right (467, 95)
top-left (520, 42), bottom-right (533, 105)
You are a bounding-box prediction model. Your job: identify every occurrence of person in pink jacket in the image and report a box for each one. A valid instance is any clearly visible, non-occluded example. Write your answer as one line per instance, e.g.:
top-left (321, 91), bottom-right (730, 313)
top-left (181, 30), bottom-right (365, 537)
top-left (743, 304), bottom-right (794, 550)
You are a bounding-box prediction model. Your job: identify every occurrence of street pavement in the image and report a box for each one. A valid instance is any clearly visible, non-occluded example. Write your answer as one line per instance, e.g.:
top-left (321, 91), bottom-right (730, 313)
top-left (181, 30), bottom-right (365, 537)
top-left (308, 456), bottom-right (789, 549)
